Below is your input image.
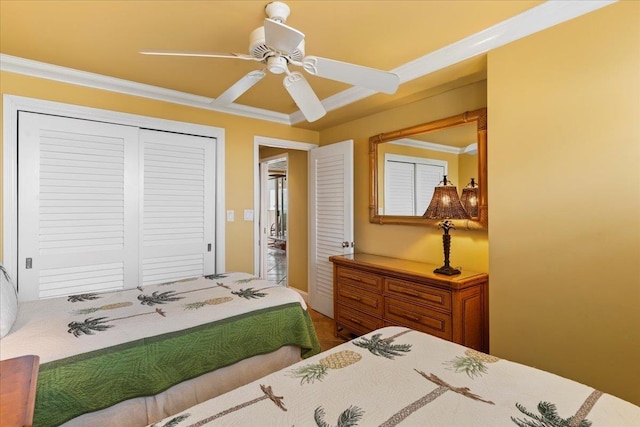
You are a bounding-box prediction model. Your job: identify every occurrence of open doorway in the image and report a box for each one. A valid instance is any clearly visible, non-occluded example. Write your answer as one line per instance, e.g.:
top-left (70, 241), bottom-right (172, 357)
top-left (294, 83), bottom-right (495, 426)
top-left (254, 136), bottom-right (317, 298)
top-left (261, 156), bottom-right (288, 286)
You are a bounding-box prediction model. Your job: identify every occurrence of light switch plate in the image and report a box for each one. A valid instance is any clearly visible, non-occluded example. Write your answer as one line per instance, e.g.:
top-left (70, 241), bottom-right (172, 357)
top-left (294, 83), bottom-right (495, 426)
top-left (244, 209), bottom-right (254, 221)
top-left (226, 210), bottom-right (234, 222)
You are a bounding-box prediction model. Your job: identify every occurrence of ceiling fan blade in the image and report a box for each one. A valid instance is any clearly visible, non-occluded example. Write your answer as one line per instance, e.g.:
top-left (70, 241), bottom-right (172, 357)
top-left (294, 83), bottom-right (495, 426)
top-left (215, 70), bottom-right (266, 105)
top-left (283, 72), bottom-right (326, 122)
top-left (263, 19), bottom-right (304, 54)
top-left (299, 56), bottom-right (400, 94)
top-left (140, 50), bottom-right (258, 61)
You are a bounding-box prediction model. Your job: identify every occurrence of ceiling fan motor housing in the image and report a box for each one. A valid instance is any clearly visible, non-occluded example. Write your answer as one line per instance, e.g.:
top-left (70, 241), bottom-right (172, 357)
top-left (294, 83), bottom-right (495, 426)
top-left (264, 1), bottom-right (290, 23)
top-left (249, 26), bottom-right (304, 62)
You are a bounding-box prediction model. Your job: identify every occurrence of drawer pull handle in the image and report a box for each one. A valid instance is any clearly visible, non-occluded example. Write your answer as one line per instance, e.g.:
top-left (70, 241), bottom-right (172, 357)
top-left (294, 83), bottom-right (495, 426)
top-left (401, 313), bottom-right (420, 322)
top-left (390, 308), bottom-right (420, 322)
top-left (397, 288), bottom-right (420, 297)
top-left (348, 317), bottom-right (362, 325)
top-left (344, 294), bottom-right (361, 302)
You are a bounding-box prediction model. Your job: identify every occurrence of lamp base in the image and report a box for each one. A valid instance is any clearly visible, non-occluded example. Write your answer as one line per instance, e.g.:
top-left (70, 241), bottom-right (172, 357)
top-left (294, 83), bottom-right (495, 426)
top-left (433, 265), bottom-right (461, 276)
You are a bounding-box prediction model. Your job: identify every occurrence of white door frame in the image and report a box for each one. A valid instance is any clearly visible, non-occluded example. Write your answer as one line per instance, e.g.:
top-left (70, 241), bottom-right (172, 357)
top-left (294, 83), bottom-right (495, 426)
top-left (253, 136), bottom-right (317, 276)
top-left (2, 94), bottom-right (226, 284)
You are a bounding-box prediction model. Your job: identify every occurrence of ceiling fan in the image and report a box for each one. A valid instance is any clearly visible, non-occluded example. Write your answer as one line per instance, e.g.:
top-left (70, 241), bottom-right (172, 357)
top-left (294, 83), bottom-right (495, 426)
top-left (140, 1), bottom-right (400, 122)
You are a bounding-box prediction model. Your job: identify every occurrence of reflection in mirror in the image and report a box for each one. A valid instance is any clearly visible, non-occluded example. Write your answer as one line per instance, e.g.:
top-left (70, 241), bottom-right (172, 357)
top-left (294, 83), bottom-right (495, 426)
top-left (378, 123), bottom-right (478, 216)
top-left (369, 108), bottom-right (487, 229)
top-left (460, 178), bottom-right (479, 218)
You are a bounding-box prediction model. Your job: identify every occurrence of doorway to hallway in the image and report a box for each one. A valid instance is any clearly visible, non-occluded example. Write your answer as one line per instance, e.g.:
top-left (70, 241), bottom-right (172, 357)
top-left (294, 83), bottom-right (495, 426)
top-left (260, 155), bottom-right (288, 285)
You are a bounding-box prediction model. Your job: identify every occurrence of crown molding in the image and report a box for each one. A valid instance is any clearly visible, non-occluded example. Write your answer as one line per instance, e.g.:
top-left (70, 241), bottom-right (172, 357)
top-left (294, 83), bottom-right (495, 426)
top-left (0, 54), bottom-right (292, 125)
top-left (390, 138), bottom-right (464, 154)
top-left (390, 139), bottom-right (477, 155)
top-left (1, 1), bottom-right (615, 127)
top-left (290, 0), bottom-right (616, 125)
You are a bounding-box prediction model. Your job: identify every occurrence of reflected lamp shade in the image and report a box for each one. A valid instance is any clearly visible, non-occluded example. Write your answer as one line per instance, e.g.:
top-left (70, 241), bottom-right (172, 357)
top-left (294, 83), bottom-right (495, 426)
top-left (423, 176), bottom-right (470, 220)
top-left (460, 178), bottom-right (479, 218)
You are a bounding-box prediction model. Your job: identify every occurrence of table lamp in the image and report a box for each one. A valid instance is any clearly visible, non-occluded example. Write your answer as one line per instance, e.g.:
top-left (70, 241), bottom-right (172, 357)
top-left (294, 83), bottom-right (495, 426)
top-left (423, 176), bottom-right (469, 275)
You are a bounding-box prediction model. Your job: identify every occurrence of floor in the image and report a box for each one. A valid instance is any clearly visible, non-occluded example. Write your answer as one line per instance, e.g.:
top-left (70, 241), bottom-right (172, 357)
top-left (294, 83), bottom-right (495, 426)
top-left (266, 249), bottom-right (287, 286)
top-left (267, 250), bottom-right (348, 351)
top-left (308, 308), bottom-right (348, 351)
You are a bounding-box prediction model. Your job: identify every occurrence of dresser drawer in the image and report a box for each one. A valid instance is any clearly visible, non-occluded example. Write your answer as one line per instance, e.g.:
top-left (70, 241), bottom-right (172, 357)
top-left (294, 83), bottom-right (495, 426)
top-left (336, 283), bottom-right (384, 316)
top-left (384, 297), bottom-right (452, 340)
top-left (337, 266), bottom-right (383, 292)
top-left (336, 304), bottom-right (383, 335)
top-left (385, 278), bottom-right (451, 312)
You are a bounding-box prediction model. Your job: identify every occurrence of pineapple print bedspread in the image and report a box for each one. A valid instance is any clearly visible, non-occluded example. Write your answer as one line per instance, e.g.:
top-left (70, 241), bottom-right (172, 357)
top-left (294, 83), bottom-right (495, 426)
top-left (0, 272), bottom-right (321, 427)
top-left (149, 326), bottom-right (640, 427)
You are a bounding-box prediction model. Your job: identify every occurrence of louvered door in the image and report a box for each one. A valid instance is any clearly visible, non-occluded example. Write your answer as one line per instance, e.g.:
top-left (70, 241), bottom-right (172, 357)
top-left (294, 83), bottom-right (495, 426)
top-left (415, 163), bottom-right (444, 215)
top-left (140, 130), bottom-right (215, 285)
top-left (309, 140), bottom-right (353, 318)
top-left (18, 112), bottom-right (139, 300)
top-left (17, 114), bottom-right (216, 301)
top-left (384, 154), bottom-right (445, 216)
top-left (384, 159), bottom-right (415, 215)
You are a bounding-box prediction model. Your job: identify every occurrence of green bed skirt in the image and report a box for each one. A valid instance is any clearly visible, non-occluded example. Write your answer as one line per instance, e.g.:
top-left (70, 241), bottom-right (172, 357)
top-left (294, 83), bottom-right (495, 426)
top-left (34, 303), bottom-right (321, 427)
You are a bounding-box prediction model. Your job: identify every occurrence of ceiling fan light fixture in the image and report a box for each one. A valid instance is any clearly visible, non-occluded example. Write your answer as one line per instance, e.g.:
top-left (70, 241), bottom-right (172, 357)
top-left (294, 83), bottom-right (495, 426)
top-left (267, 56), bottom-right (288, 74)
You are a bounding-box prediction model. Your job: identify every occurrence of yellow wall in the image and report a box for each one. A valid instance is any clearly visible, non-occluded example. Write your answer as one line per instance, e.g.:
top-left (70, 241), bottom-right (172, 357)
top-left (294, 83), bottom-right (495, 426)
top-left (488, 1), bottom-right (639, 405)
top-left (319, 81), bottom-right (488, 273)
top-left (458, 152), bottom-right (477, 191)
top-left (259, 146), bottom-right (308, 293)
top-left (0, 71), bottom-right (318, 273)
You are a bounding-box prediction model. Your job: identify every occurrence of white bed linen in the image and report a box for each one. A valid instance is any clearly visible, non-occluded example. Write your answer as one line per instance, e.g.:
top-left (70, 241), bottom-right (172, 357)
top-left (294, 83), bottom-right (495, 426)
top-left (148, 326), bottom-right (640, 427)
top-left (0, 272), bottom-right (307, 362)
top-left (0, 272), bottom-right (319, 427)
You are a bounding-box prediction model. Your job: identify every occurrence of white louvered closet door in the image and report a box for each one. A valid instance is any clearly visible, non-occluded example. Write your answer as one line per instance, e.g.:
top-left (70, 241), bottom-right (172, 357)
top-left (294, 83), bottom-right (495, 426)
top-left (415, 163), bottom-right (445, 215)
top-left (139, 130), bottom-right (215, 285)
top-left (18, 112), bottom-right (139, 301)
top-left (309, 140), bottom-right (353, 318)
top-left (384, 160), bottom-right (415, 215)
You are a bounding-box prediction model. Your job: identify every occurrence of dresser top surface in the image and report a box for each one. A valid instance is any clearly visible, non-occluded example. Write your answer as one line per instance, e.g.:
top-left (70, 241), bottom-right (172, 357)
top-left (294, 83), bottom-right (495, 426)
top-left (329, 253), bottom-right (487, 284)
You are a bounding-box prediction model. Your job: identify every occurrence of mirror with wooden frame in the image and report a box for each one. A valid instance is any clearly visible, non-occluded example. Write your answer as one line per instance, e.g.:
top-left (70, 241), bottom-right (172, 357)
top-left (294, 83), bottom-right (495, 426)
top-left (369, 108), bottom-right (487, 229)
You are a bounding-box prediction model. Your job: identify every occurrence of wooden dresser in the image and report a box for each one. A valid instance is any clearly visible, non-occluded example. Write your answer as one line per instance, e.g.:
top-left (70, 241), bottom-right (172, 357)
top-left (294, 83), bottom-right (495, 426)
top-left (330, 253), bottom-right (489, 352)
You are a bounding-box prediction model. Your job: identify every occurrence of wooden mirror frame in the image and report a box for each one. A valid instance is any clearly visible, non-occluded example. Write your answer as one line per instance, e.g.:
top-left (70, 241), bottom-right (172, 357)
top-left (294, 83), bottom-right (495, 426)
top-left (369, 108), bottom-right (488, 230)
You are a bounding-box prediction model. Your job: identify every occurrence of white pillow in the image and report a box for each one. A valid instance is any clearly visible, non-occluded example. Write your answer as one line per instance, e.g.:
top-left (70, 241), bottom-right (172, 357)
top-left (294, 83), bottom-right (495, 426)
top-left (0, 266), bottom-right (18, 338)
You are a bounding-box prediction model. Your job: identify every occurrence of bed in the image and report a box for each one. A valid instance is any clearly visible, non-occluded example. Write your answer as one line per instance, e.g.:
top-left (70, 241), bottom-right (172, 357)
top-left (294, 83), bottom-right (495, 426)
top-left (0, 272), bottom-right (321, 427)
top-left (148, 326), bottom-right (640, 427)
